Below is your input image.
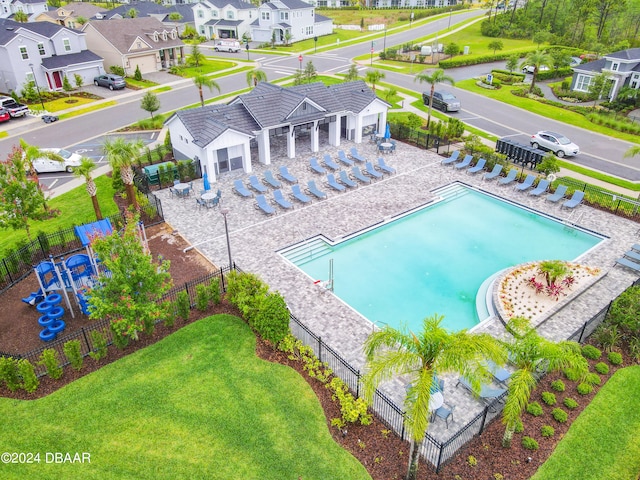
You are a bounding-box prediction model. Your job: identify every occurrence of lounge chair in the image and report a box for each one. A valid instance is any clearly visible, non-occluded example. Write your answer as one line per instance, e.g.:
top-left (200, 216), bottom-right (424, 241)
top-left (233, 179), bottom-right (253, 198)
top-left (364, 161), bottom-right (383, 179)
top-left (254, 194), bottom-right (276, 215)
top-left (515, 174), bottom-right (536, 192)
top-left (632, 243), bottom-right (640, 253)
top-left (324, 174), bottom-right (346, 192)
top-left (457, 377), bottom-right (506, 410)
top-left (273, 189), bottom-right (294, 209)
top-left (306, 180), bottom-right (328, 199)
top-left (546, 184), bottom-right (568, 203)
top-left (561, 190), bottom-right (584, 209)
top-left (528, 179), bottom-right (550, 196)
top-left (248, 175), bottom-right (268, 193)
top-left (309, 157), bottom-right (326, 175)
top-left (467, 158), bottom-right (486, 174)
top-left (349, 147), bottom-right (366, 163)
top-left (487, 360), bottom-right (512, 384)
top-left (278, 165), bottom-right (298, 184)
top-left (624, 249), bottom-right (640, 263)
top-left (195, 197), bottom-right (206, 209)
top-left (498, 169), bottom-right (517, 186)
top-left (615, 257), bottom-right (640, 273)
top-left (263, 170), bottom-right (282, 188)
top-left (337, 150), bottom-right (354, 167)
top-left (338, 170), bottom-right (358, 188)
top-left (441, 150), bottom-right (460, 165)
top-left (323, 154), bottom-right (340, 171)
top-left (483, 164), bottom-right (503, 181)
top-left (454, 154), bottom-right (473, 170)
top-left (377, 157), bottom-right (396, 174)
top-left (290, 184), bottom-right (312, 204)
top-left (351, 166), bottom-right (371, 184)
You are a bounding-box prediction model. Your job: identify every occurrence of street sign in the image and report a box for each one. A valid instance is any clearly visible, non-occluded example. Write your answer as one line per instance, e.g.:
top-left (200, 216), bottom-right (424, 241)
top-left (298, 55), bottom-right (303, 62)
top-left (487, 73), bottom-right (493, 85)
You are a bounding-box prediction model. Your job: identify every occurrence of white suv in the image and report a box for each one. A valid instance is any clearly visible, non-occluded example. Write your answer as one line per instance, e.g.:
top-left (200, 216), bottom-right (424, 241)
top-left (530, 131), bottom-right (579, 158)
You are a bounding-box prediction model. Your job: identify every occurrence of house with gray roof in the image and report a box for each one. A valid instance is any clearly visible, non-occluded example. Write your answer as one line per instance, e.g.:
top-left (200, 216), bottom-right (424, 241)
top-left (192, 0), bottom-right (256, 40)
top-left (165, 81), bottom-right (390, 182)
top-left (250, 0), bottom-right (332, 45)
top-left (571, 48), bottom-right (640, 100)
top-left (35, 2), bottom-right (103, 30)
top-left (0, 0), bottom-right (48, 21)
top-left (0, 18), bottom-right (103, 94)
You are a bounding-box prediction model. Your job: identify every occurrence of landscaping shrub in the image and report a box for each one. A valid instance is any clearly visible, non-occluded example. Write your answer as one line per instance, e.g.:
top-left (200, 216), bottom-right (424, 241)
top-left (253, 292), bottom-right (291, 345)
top-left (541, 391), bottom-right (557, 405)
top-left (18, 359), bottom-right (38, 393)
top-left (551, 379), bottom-right (565, 392)
top-left (110, 321), bottom-right (131, 349)
top-left (89, 329), bottom-right (108, 361)
top-left (327, 377), bottom-right (372, 426)
top-left (563, 367), bottom-right (581, 381)
top-left (594, 362), bottom-right (609, 374)
top-left (607, 351), bottom-right (623, 365)
top-left (552, 408), bottom-right (568, 423)
top-left (584, 372), bottom-right (601, 385)
top-left (63, 340), bottom-right (83, 371)
top-left (0, 356), bottom-right (21, 392)
top-left (439, 50), bottom-right (535, 69)
top-left (593, 323), bottom-right (621, 352)
top-left (564, 397), bottom-right (579, 409)
top-left (526, 401), bottom-right (543, 416)
top-left (581, 344), bottom-right (602, 360)
top-left (38, 348), bottom-right (63, 380)
top-left (577, 382), bottom-right (593, 395)
top-left (514, 419), bottom-right (524, 433)
top-left (536, 67), bottom-right (573, 81)
top-left (607, 286), bottom-right (640, 333)
top-left (522, 436), bottom-right (539, 450)
top-left (208, 277), bottom-right (221, 305)
top-left (175, 290), bottom-right (190, 321)
top-left (225, 271), bottom-right (269, 327)
top-left (195, 284), bottom-right (209, 311)
top-left (541, 425), bottom-right (555, 437)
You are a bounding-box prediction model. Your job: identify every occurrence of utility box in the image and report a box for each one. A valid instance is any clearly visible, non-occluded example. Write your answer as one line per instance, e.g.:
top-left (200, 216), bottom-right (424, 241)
top-left (420, 46), bottom-right (432, 55)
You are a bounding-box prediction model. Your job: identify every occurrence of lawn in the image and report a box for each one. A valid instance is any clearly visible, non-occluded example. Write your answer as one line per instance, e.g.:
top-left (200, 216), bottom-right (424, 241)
top-left (39, 96), bottom-right (97, 113)
top-left (0, 315), bottom-right (371, 480)
top-left (437, 19), bottom-right (535, 57)
top-left (532, 366), bottom-right (640, 480)
top-left (171, 58), bottom-right (236, 77)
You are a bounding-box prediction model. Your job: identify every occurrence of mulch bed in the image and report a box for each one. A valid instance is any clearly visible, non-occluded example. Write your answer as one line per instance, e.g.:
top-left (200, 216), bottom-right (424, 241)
top-left (0, 220), bottom-right (635, 480)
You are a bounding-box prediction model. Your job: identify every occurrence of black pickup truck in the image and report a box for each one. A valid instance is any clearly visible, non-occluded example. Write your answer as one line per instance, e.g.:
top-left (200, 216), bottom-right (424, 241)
top-left (0, 96), bottom-right (29, 118)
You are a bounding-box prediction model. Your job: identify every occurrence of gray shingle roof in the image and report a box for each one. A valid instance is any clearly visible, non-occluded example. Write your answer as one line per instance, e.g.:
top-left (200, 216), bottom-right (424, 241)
top-left (56, 2), bottom-right (104, 19)
top-left (203, 0), bottom-right (255, 10)
top-left (606, 48), bottom-right (640, 61)
top-left (573, 58), bottom-right (606, 74)
top-left (98, 1), bottom-right (170, 19)
top-left (41, 50), bottom-right (102, 69)
top-left (0, 18), bottom-right (79, 45)
top-left (267, 0), bottom-right (312, 9)
top-left (84, 17), bottom-right (184, 54)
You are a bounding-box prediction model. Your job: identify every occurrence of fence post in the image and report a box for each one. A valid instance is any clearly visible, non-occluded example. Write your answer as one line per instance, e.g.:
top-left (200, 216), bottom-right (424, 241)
top-left (578, 321), bottom-right (588, 343)
top-left (318, 336), bottom-right (322, 363)
top-left (356, 370), bottom-right (360, 398)
top-left (220, 267), bottom-right (226, 292)
top-left (2, 259), bottom-right (14, 284)
top-left (478, 406), bottom-right (489, 434)
top-left (435, 443), bottom-right (445, 473)
top-left (81, 327), bottom-right (91, 354)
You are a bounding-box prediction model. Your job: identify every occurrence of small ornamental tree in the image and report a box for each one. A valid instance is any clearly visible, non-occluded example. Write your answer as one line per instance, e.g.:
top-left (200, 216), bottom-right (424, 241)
top-left (134, 65), bottom-right (142, 81)
top-left (488, 40), bottom-right (504, 56)
top-left (140, 92), bottom-right (160, 120)
top-left (88, 213), bottom-right (173, 345)
top-left (62, 75), bottom-right (73, 98)
top-left (73, 73), bottom-right (83, 89)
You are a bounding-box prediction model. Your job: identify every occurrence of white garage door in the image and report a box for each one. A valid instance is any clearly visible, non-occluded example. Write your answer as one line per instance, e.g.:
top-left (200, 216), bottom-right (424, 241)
top-left (130, 54), bottom-right (157, 74)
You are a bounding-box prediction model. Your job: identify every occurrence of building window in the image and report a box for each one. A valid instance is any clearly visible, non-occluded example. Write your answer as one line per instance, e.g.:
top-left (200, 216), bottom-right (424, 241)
top-left (63, 38), bottom-right (71, 52)
top-left (19, 46), bottom-right (28, 60)
top-left (631, 73), bottom-right (640, 89)
top-left (226, 11), bottom-right (234, 19)
top-left (305, 26), bottom-right (313, 35)
top-left (280, 12), bottom-right (288, 20)
top-left (197, 9), bottom-right (204, 18)
top-left (575, 74), bottom-right (593, 92)
top-left (611, 62), bottom-right (619, 71)
top-left (37, 43), bottom-right (45, 56)
top-left (25, 72), bottom-right (34, 83)
top-left (261, 11), bottom-right (270, 20)
top-left (211, 10), bottom-right (218, 18)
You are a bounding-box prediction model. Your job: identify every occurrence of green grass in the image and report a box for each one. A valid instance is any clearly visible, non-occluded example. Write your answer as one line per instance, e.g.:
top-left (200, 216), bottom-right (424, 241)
top-left (557, 160), bottom-right (640, 192)
top-left (173, 59), bottom-right (236, 78)
top-left (0, 175), bottom-right (118, 254)
top-left (40, 96), bottom-right (96, 113)
top-left (125, 78), bottom-right (159, 89)
top-left (0, 315), bottom-right (371, 480)
top-left (58, 101), bottom-right (117, 120)
top-left (151, 86), bottom-right (172, 93)
top-left (532, 366), bottom-right (640, 480)
top-left (0, 131), bottom-right (8, 139)
top-left (438, 19), bottom-right (535, 57)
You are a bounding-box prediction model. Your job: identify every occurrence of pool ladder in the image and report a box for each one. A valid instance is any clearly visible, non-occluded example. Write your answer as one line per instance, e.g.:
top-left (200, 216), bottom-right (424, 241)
top-left (283, 238), bottom-right (332, 265)
top-left (563, 210), bottom-right (584, 227)
top-left (434, 183), bottom-right (470, 202)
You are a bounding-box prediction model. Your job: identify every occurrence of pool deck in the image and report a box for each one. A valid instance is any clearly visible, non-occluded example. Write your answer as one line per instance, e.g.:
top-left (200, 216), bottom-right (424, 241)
top-left (155, 137), bottom-right (640, 447)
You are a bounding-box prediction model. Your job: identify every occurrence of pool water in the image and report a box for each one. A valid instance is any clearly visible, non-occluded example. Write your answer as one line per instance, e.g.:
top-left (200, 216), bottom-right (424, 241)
top-left (281, 185), bottom-right (603, 332)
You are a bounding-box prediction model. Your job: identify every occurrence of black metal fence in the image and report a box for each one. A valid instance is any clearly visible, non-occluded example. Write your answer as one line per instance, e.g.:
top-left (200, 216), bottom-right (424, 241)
top-left (558, 177), bottom-right (640, 221)
top-left (388, 122), bottom-right (453, 155)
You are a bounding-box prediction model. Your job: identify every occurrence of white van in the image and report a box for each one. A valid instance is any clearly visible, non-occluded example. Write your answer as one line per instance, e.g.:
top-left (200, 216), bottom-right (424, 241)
top-left (31, 148), bottom-right (82, 173)
top-left (214, 40), bottom-right (241, 53)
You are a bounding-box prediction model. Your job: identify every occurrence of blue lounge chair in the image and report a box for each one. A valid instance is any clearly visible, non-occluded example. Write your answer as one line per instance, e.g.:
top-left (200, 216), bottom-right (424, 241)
top-left (528, 179), bottom-right (550, 196)
top-left (546, 184), bottom-right (568, 203)
top-left (632, 244), bottom-right (640, 253)
top-left (351, 166), bottom-right (371, 184)
top-left (561, 190), bottom-right (584, 209)
top-left (337, 150), bottom-right (354, 167)
top-left (309, 157), bottom-right (326, 174)
top-left (290, 184), bottom-right (312, 204)
top-left (454, 154), bottom-right (473, 170)
top-left (615, 257), bottom-right (640, 273)
top-left (278, 165), bottom-right (298, 184)
top-left (254, 194), bottom-right (276, 215)
top-left (442, 150), bottom-right (460, 165)
top-left (338, 170), bottom-right (358, 188)
top-left (248, 175), bottom-right (268, 193)
top-left (487, 360), bottom-right (512, 384)
top-left (350, 147), bottom-right (366, 163)
top-left (364, 161), bottom-right (383, 179)
top-left (273, 189), bottom-right (294, 209)
top-left (323, 154), bottom-right (340, 171)
top-left (233, 179), bottom-right (253, 198)
top-left (467, 158), bottom-right (486, 174)
top-left (457, 377), bottom-right (506, 410)
top-left (498, 169), bottom-right (517, 186)
top-left (515, 174), bottom-right (536, 192)
top-left (377, 157), bottom-right (396, 174)
top-left (483, 164), bottom-right (503, 181)
top-left (306, 180), bottom-right (328, 199)
top-left (263, 170), bottom-right (282, 188)
top-left (624, 250), bottom-right (640, 262)
top-left (324, 174), bottom-right (346, 192)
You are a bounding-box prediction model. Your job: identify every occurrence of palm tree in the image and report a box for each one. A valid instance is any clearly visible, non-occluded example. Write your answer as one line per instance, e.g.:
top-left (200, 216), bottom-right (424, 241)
top-left (193, 74), bottom-right (220, 107)
top-left (127, 8), bottom-right (138, 18)
top-left (365, 69), bottom-right (385, 92)
top-left (362, 314), bottom-right (505, 480)
top-left (520, 50), bottom-right (552, 93)
top-left (415, 68), bottom-right (455, 128)
top-left (500, 317), bottom-right (588, 448)
top-left (102, 138), bottom-right (144, 210)
top-left (73, 158), bottom-right (103, 220)
top-left (14, 11), bottom-right (28, 23)
top-left (246, 69), bottom-right (267, 88)
top-left (20, 139), bottom-right (64, 211)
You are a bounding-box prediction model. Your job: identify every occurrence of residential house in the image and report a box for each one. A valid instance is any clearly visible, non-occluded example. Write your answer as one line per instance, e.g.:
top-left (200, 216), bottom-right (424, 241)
top-left (250, 0), bottom-right (332, 45)
top-left (91, 2), bottom-right (194, 37)
top-left (0, 0), bottom-right (48, 21)
top-left (165, 81), bottom-right (390, 182)
top-left (35, 3), bottom-right (103, 30)
top-left (193, 0), bottom-right (256, 41)
top-left (571, 48), bottom-right (640, 100)
top-left (82, 17), bottom-right (185, 76)
top-left (0, 18), bottom-right (103, 94)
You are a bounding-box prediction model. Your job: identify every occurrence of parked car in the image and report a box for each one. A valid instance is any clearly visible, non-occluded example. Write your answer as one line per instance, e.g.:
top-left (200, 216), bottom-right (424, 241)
top-left (93, 74), bottom-right (126, 90)
top-left (214, 40), bottom-right (241, 53)
top-left (521, 65), bottom-right (550, 74)
top-left (30, 148), bottom-right (82, 173)
top-left (422, 90), bottom-right (461, 112)
top-left (0, 107), bottom-right (10, 123)
top-left (530, 131), bottom-right (580, 158)
top-left (0, 96), bottom-right (29, 117)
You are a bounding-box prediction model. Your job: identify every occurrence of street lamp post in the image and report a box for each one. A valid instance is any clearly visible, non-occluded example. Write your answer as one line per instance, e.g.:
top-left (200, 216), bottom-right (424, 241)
top-left (410, 11), bottom-right (414, 28)
top-left (448, 8), bottom-right (453, 29)
top-left (29, 64), bottom-right (45, 111)
top-left (370, 41), bottom-right (374, 66)
top-left (220, 209), bottom-right (233, 270)
top-left (383, 26), bottom-right (387, 53)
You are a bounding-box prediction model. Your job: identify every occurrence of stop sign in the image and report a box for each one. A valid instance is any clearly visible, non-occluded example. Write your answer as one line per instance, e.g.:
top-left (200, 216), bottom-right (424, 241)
top-left (298, 55), bottom-right (302, 62)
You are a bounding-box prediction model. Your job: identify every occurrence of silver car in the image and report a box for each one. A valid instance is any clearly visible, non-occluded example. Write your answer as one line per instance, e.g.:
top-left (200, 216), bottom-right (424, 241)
top-left (422, 90), bottom-right (461, 112)
top-left (530, 131), bottom-right (579, 158)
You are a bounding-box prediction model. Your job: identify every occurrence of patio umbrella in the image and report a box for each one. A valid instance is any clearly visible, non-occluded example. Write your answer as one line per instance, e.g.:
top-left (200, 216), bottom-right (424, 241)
top-left (384, 123), bottom-right (391, 140)
top-left (203, 172), bottom-right (211, 191)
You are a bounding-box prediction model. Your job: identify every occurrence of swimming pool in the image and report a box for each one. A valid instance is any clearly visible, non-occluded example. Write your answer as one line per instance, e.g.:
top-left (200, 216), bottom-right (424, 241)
top-left (280, 184), bottom-right (604, 332)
